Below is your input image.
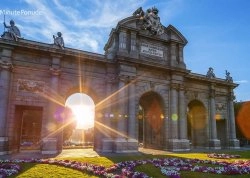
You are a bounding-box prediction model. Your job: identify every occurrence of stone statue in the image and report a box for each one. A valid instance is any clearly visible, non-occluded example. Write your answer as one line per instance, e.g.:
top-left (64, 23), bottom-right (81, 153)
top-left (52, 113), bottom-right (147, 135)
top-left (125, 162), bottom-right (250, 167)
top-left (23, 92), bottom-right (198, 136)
top-left (206, 67), bottom-right (216, 78)
top-left (132, 6), bottom-right (164, 36)
top-left (3, 20), bottom-right (21, 41)
top-left (225, 70), bottom-right (233, 82)
top-left (53, 32), bottom-right (64, 49)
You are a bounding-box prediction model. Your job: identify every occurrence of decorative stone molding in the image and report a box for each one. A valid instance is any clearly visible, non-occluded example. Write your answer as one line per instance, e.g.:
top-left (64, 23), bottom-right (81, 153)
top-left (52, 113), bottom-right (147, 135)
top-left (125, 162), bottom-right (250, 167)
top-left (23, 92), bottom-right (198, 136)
top-left (0, 60), bottom-right (13, 71)
top-left (118, 74), bottom-right (130, 83)
top-left (228, 92), bottom-right (235, 101)
top-left (49, 67), bottom-right (61, 76)
top-left (105, 74), bottom-right (116, 83)
top-left (170, 83), bottom-right (179, 90)
top-left (216, 103), bottom-right (225, 111)
top-left (17, 79), bottom-right (45, 93)
top-left (209, 89), bottom-right (215, 98)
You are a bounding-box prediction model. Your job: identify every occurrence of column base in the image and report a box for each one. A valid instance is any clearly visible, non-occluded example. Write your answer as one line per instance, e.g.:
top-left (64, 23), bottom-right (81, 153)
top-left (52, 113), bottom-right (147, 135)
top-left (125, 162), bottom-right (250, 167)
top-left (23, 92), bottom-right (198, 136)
top-left (209, 139), bottom-right (221, 149)
top-left (228, 139), bottom-right (240, 149)
top-left (114, 138), bottom-right (138, 153)
top-left (166, 139), bottom-right (190, 151)
top-left (178, 139), bottom-right (191, 151)
top-left (101, 138), bottom-right (114, 153)
top-left (0, 137), bottom-right (9, 155)
top-left (41, 138), bottom-right (58, 154)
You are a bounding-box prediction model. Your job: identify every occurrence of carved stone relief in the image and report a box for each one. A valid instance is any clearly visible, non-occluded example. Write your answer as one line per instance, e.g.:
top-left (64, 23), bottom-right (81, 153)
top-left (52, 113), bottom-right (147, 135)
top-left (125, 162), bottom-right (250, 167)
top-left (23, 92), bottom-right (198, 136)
top-left (17, 79), bottom-right (45, 93)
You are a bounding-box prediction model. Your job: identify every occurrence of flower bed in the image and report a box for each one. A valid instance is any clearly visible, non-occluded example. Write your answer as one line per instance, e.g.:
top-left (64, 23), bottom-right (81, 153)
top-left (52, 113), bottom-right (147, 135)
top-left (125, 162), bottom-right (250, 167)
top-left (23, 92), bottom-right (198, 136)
top-left (207, 153), bottom-right (241, 159)
top-left (0, 163), bottom-right (21, 177)
top-left (0, 157), bottom-right (250, 177)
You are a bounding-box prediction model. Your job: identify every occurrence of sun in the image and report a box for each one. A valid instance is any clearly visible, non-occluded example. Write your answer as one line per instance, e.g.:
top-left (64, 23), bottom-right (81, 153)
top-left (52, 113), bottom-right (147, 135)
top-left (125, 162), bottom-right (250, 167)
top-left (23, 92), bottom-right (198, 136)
top-left (71, 105), bottom-right (94, 129)
top-left (65, 93), bottom-right (95, 130)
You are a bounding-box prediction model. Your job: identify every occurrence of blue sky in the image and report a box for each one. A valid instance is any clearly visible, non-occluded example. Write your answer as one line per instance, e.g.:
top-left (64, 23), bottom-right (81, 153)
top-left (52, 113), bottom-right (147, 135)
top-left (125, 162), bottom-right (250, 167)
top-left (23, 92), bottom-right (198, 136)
top-left (1, 0), bottom-right (250, 102)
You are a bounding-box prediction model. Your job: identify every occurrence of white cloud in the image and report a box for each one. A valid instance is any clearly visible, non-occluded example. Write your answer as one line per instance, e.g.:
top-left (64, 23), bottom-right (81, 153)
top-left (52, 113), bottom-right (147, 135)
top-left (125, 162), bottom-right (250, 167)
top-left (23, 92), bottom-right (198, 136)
top-left (12, 0), bottom-right (146, 53)
top-left (235, 80), bottom-right (248, 84)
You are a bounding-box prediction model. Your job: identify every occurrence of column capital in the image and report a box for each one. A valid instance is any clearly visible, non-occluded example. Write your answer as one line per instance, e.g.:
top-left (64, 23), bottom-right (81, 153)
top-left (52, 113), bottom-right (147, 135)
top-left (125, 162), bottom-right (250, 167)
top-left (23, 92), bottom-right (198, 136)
top-left (105, 74), bottom-right (117, 83)
top-left (209, 89), bottom-right (215, 98)
top-left (0, 60), bottom-right (13, 71)
top-left (50, 67), bottom-right (61, 76)
top-left (228, 92), bottom-right (235, 101)
top-left (179, 84), bottom-right (185, 91)
top-left (170, 83), bottom-right (179, 90)
top-left (50, 54), bottom-right (63, 59)
top-left (118, 74), bottom-right (129, 83)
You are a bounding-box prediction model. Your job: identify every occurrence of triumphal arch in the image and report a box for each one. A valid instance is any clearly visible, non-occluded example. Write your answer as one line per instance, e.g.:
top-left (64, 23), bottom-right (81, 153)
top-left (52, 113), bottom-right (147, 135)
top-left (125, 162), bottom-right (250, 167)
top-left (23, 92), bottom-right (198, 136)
top-left (0, 7), bottom-right (239, 155)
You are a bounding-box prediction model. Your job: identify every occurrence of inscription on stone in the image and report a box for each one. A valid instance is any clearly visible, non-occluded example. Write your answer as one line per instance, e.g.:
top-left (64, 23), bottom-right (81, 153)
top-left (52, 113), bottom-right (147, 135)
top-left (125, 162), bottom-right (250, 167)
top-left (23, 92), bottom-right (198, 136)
top-left (140, 43), bottom-right (163, 58)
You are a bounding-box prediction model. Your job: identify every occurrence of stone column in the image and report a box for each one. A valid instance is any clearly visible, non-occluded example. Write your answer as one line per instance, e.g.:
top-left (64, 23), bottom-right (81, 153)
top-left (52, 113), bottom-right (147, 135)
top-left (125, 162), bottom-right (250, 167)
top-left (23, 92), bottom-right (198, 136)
top-left (178, 85), bottom-right (190, 150)
top-left (127, 77), bottom-right (138, 152)
top-left (168, 83), bottom-right (179, 150)
top-left (170, 43), bottom-right (177, 67)
top-left (178, 45), bottom-right (186, 68)
top-left (0, 47), bottom-right (13, 155)
top-left (228, 90), bottom-right (240, 148)
top-left (118, 29), bottom-right (128, 55)
top-left (101, 74), bottom-right (114, 152)
top-left (130, 31), bottom-right (138, 58)
top-left (42, 55), bottom-right (62, 154)
top-left (114, 75), bottom-right (128, 152)
top-left (208, 85), bottom-right (221, 149)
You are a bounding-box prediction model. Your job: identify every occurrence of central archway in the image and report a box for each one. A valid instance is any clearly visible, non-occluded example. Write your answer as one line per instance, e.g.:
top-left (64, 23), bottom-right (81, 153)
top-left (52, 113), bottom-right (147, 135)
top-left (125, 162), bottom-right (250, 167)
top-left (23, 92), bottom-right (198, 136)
top-left (139, 92), bottom-right (165, 149)
top-left (64, 93), bottom-right (95, 148)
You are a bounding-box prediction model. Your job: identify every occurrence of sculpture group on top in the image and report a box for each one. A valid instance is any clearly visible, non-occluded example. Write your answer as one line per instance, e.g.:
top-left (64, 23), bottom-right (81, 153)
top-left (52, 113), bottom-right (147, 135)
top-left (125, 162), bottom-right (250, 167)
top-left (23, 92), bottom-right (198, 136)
top-left (1, 19), bottom-right (64, 49)
top-left (133, 6), bottom-right (165, 36)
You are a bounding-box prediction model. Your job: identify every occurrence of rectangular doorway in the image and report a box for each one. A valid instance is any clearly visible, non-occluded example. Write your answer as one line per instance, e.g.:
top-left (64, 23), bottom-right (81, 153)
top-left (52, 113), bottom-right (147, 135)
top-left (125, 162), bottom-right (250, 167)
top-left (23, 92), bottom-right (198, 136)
top-left (15, 106), bottom-right (43, 151)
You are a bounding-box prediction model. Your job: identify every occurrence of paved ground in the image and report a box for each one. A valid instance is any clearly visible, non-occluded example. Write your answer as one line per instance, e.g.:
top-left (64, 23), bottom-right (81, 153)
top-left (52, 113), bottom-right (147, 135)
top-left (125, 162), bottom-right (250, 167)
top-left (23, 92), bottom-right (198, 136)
top-left (1, 147), bottom-right (250, 160)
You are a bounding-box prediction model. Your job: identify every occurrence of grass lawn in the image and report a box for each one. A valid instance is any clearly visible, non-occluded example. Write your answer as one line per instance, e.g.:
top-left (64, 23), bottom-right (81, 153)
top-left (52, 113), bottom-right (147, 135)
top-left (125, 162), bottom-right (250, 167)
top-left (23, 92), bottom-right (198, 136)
top-left (6, 150), bottom-right (250, 178)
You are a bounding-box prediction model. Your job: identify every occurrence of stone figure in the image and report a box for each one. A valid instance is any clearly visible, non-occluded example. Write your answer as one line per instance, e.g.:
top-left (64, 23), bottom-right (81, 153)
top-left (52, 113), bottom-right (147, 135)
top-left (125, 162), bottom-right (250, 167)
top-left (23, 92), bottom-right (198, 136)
top-left (53, 32), bottom-right (64, 49)
top-left (206, 67), bottom-right (216, 78)
top-left (132, 6), bottom-right (164, 36)
top-left (225, 70), bottom-right (233, 82)
top-left (132, 7), bottom-right (144, 17)
top-left (3, 20), bottom-right (21, 41)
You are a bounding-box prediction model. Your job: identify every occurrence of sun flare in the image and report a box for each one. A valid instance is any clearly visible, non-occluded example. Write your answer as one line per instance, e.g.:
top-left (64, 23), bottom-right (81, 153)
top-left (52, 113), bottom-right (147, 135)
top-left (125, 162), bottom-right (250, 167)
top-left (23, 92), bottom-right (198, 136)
top-left (65, 93), bottom-right (95, 130)
top-left (71, 105), bottom-right (94, 129)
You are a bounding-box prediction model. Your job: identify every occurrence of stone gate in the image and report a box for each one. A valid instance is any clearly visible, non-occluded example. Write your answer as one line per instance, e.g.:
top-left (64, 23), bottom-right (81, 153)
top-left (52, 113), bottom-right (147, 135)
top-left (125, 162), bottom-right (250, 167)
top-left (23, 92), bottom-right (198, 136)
top-left (0, 7), bottom-right (239, 155)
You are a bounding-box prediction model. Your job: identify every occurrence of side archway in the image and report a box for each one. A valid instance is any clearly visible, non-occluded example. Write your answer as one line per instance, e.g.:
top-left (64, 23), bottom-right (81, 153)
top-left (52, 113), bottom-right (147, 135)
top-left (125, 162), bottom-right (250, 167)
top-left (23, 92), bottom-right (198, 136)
top-left (138, 91), bottom-right (165, 149)
top-left (187, 100), bottom-right (208, 148)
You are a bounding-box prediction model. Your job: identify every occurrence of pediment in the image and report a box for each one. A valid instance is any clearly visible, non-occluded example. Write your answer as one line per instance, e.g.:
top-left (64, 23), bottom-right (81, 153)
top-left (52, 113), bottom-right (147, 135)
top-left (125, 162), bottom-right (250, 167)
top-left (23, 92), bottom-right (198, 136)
top-left (116, 16), bottom-right (187, 45)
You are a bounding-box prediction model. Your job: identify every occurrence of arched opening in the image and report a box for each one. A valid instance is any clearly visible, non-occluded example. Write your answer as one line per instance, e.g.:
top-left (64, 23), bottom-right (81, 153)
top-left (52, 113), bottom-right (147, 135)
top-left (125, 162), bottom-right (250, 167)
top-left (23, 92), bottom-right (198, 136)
top-left (139, 92), bottom-right (165, 149)
top-left (14, 106), bottom-right (43, 151)
top-left (64, 93), bottom-right (95, 148)
top-left (187, 100), bottom-right (207, 148)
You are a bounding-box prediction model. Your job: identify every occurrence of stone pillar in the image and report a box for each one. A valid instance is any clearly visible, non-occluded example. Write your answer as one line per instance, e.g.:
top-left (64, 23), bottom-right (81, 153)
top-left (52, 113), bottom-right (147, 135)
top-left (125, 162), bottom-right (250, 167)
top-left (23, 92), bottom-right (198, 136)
top-left (127, 77), bottom-right (138, 152)
top-left (208, 85), bottom-right (221, 149)
top-left (130, 31), bottom-right (138, 58)
top-left (167, 83), bottom-right (180, 150)
top-left (228, 90), bottom-right (240, 148)
top-left (114, 75), bottom-right (128, 152)
top-left (41, 55), bottom-right (62, 154)
top-left (178, 45), bottom-right (186, 68)
top-left (0, 47), bottom-right (13, 155)
top-left (118, 29), bottom-right (128, 55)
top-left (101, 74), bottom-right (114, 152)
top-left (170, 43), bottom-right (177, 67)
top-left (178, 85), bottom-right (190, 150)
